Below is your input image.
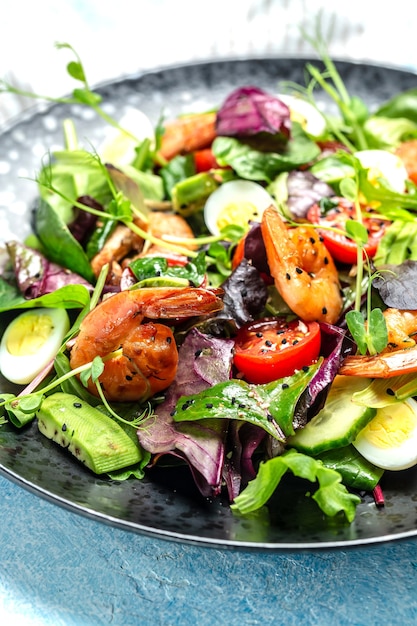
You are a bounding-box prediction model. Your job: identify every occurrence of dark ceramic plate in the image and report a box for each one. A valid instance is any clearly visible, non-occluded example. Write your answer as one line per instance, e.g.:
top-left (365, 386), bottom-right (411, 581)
top-left (1, 58), bottom-right (417, 550)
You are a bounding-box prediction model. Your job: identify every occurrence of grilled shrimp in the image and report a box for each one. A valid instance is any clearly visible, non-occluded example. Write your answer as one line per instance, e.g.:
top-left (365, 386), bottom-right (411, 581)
top-left (91, 212), bottom-right (197, 282)
top-left (140, 211), bottom-right (198, 257)
top-left (340, 308), bottom-right (417, 377)
top-left (382, 308), bottom-right (417, 350)
top-left (159, 112), bottom-right (217, 161)
top-left (90, 222), bottom-right (144, 283)
top-left (261, 206), bottom-right (343, 324)
top-left (69, 287), bottom-right (223, 402)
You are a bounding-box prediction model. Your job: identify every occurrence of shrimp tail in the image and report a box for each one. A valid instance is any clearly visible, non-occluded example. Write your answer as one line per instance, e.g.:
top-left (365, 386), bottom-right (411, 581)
top-left (339, 345), bottom-right (417, 377)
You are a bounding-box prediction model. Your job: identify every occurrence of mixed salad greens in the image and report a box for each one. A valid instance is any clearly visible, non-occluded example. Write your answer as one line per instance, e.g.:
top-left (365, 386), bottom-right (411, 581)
top-left (2, 35), bottom-right (417, 528)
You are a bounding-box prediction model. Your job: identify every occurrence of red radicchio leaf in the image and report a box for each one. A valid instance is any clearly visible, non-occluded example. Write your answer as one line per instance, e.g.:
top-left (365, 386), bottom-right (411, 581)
top-left (216, 86), bottom-right (291, 140)
top-left (137, 328), bottom-right (235, 496)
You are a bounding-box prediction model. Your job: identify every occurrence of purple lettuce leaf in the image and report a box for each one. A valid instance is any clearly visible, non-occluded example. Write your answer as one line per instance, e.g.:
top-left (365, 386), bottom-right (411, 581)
top-left (137, 328), bottom-right (235, 496)
top-left (293, 323), bottom-right (348, 431)
top-left (217, 258), bottom-right (268, 328)
top-left (216, 86), bottom-right (291, 141)
top-left (67, 195), bottom-right (103, 246)
top-left (6, 240), bottom-right (93, 299)
top-left (372, 259), bottom-right (417, 309)
top-left (223, 421), bottom-right (266, 500)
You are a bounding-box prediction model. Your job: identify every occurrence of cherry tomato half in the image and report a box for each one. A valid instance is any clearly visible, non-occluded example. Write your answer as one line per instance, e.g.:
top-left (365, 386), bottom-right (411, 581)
top-left (233, 317), bottom-right (321, 384)
top-left (307, 197), bottom-right (390, 265)
top-left (193, 148), bottom-right (220, 173)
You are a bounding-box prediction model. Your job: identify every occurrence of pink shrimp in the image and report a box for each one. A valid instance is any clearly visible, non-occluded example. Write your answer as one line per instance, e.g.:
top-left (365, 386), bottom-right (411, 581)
top-left (69, 286), bottom-right (223, 402)
top-left (261, 206), bottom-right (343, 324)
top-left (159, 112), bottom-right (217, 161)
top-left (340, 308), bottom-right (417, 377)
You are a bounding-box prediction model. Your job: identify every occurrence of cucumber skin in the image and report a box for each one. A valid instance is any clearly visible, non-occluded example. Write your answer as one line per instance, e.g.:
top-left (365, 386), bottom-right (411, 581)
top-left (287, 376), bottom-right (377, 456)
top-left (37, 392), bottom-right (142, 474)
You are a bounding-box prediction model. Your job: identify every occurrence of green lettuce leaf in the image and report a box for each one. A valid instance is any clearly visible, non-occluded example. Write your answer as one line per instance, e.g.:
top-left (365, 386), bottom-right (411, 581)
top-left (231, 449), bottom-right (361, 522)
top-left (212, 122), bottom-right (320, 182)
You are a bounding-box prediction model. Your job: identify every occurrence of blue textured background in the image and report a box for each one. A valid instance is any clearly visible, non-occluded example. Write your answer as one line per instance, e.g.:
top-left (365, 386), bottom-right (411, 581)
top-left (1, 474), bottom-right (417, 625)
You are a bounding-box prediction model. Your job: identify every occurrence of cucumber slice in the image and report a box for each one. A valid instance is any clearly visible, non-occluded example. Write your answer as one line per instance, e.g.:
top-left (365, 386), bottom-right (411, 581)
top-left (287, 376), bottom-right (377, 455)
top-left (37, 392), bottom-right (142, 474)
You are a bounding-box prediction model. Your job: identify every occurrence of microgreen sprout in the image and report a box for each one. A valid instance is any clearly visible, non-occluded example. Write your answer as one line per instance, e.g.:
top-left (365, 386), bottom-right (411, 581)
top-left (0, 43), bottom-right (140, 143)
top-left (345, 267), bottom-right (389, 356)
top-left (35, 149), bottom-right (201, 259)
top-left (339, 160), bottom-right (389, 355)
top-left (0, 352), bottom-right (151, 430)
top-left (299, 17), bottom-right (369, 152)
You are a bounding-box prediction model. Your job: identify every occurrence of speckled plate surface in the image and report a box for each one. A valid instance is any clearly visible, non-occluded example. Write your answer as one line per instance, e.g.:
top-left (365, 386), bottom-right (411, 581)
top-left (1, 57), bottom-right (417, 550)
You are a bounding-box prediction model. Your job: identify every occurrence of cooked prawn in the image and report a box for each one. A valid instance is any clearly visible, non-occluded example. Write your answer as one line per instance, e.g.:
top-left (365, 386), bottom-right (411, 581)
top-left (340, 307), bottom-right (417, 377)
top-left (91, 212), bottom-right (197, 282)
top-left (90, 221), bottom-right (144, 282)
top-left (69, 286), bottom-right (223, 402)
top-left (261, 206), bottom-right (343, 324)
top-left (339, 345), bottom-right (417, 378)
top-left (141, 211), bottom-right (198, 257)
top-left (395, 139), bottom-right (417, 185)
top-left (382, 308), bottom-right (417, 350)
top-left (159, 112), bottom-right (217, 161)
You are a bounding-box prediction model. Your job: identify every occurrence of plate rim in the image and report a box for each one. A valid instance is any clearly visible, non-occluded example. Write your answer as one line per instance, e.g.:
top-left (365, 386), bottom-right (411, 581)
top-left (2, 55), bottom-right (417, 550)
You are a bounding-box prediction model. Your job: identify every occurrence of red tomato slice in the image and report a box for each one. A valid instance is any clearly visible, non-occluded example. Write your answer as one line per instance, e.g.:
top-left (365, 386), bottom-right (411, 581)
top-left (307, 197), bottom-right (390, 265)
top-left (193, 148), bottom-right (220, 172)
top-left (233, 317), bottom-right (321, 384)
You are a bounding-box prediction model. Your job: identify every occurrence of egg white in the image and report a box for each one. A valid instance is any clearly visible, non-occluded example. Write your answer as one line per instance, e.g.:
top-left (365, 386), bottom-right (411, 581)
top-left (278, 94), bottom-right (327, 138)
top-left (99, 107), bottom-right (155, 167)
top-left (203, 180), bottom-right (275, 236)
top-left (354, 149), bottom-right (409, 193)
top-left (0, 308), bottom-right (70, 385)
top-left (353, 398), bottom-right (417, 470)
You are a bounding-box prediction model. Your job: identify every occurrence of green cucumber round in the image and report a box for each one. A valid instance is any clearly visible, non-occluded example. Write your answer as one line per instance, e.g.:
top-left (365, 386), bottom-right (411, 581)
top-left (287, 376), bottom-right (376, 455)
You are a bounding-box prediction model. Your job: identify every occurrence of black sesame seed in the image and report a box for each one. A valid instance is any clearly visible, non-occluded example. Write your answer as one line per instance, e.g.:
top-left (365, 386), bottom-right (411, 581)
top-left (295, 267), bottom-right (303, 274)
top-left (302, 365), bottom-right (309, 372)
top-left (267, 414), bottom-right (274, 422)
top-left (286, 273), bottom-right (291, 280)
top-left (256, 332), bottom-right (263, 338)
top-left (282, 383), bottom-right (289, 389)
top-left (322, 307), bottom-right (327, 315)
top-left (309, 237), bottom-right (316, 244)
top-left (281, 338), bottom-right (287, 345)
top-left (324, 256), bottom-right (329, 265)
top-left (73, 402), bottom-right (82, 408)
top-left (195, 349), bottom-right (202, 357)
top-left (206, 403), bottom-right (214, 409)
top-left (265, 340), bottom-right (273, 347)
top-left (166, 336), bottom-right (172, 344)
top-left (125, 375), bottom-right (133, 381)
top-left (238, 403), bottom-right (245, 409)
top-left (386, 388), bottom-right (395, 396)
top-left (62, 423), bottom-right (67, 432)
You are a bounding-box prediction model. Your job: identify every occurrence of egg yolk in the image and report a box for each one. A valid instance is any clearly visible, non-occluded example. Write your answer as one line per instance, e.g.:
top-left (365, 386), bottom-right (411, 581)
top-left (6, 313), bottom-right (55, 356)
top-left (216, 201), bottom-right (262, 232)
top-left (290, 110), bottom-right (308, 129)
top-left (358, 402), bottom-right (416, 449)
